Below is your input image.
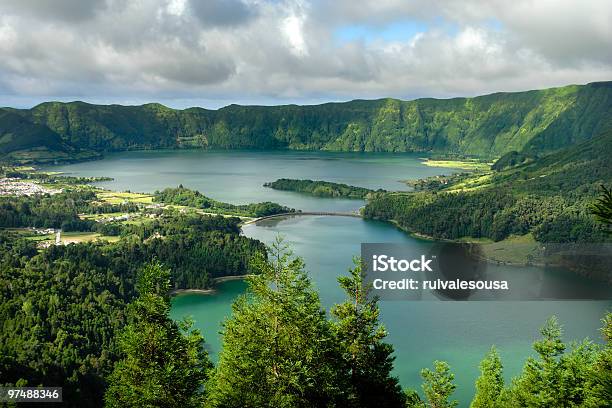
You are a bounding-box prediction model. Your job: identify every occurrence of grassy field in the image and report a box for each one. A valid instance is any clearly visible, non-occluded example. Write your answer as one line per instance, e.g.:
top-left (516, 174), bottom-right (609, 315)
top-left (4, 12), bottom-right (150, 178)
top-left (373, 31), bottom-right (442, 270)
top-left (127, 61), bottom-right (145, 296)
top-left (60, 232), bottom-right (120, 244)
top-left (445, 173), bottom-right (494, 192)
top-left (96, 190), bottom-right (154, 204)
top-left (26, 234), bottom-right (55, 242)
top-left (422, 159), bottom-right (492, 171)
top-left (22, 231), bottom-right (120, 244)
top-left (122, 215), bottom-right (156, 225)
top-left (480, 234), bottom-right (542, 265)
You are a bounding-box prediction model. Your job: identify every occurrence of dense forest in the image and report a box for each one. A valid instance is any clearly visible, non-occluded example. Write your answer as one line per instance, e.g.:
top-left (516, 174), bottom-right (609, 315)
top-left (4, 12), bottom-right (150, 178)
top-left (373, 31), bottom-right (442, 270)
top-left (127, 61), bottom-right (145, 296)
top-left (264, 178), bottom-right (384, 198)
top-left (154, 185), bottom-right (296, 217)
top-left (1, 82), bottom-right (611, 163)
top-left (0, 189), bottom-right (265, 287)
top-left (0, 190), bottom-right (139, 232)
top-left (2, 232), bottom-right (609, 407)
top-left (365, 129), bottom-right (612, 245)
top-left (0, 211), bottom-right (264, 404)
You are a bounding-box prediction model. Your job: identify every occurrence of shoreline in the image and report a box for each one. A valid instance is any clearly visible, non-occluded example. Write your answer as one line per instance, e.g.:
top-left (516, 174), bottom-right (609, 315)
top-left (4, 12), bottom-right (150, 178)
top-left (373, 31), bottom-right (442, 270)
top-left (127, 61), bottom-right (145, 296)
top-left (170, 288), bottom-right (217, 296)
top-left (170, 274), bottom-right (252, 296)
top-left (214, 274), bottom-right (251, 283)
top-left (381, 218), bottom-right (547, 267)
top-left (420, 158), bottom-right (492, 171)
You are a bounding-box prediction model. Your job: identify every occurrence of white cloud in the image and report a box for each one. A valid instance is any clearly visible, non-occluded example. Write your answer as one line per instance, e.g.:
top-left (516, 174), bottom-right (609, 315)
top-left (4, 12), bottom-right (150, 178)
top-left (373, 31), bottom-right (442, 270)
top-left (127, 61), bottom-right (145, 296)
top-left (165, 0), bottom-right (187, 17)
top-left (282, 14), bottom-right (308, 57)
top-left (0, 0), bottom-right (610, 108)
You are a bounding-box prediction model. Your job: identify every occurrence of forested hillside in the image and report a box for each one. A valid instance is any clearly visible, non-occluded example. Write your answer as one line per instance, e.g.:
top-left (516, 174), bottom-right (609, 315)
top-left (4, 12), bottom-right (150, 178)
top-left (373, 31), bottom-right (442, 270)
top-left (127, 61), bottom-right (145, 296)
top-left (0, 212), bottom-right (263, 404)
top-left (0, 110), bottom-right (100, 163)
top-left (2, 81), bottom-right (611, 162)
top-left (0, 110), bottom-right (66, 154)
top-left (364, 129), bottom-right (612, 244)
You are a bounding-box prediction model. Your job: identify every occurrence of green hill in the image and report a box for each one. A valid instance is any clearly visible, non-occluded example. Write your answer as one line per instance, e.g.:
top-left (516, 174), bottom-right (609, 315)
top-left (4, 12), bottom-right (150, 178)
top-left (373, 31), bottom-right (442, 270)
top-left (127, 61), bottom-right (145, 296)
top-left (0, 110), bottom-right (67, 154)
top-left (364, 129), bottom-right (612, 243)
top-left (2, 81), bottom-right (610, 162)
top-left (0, 110), bottom-right (101, 164)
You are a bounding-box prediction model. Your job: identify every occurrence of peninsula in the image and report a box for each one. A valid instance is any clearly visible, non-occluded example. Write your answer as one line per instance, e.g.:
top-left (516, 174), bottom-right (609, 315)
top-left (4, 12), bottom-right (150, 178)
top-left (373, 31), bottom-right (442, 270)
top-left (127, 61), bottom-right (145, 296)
top-left (264, 178), bottom-right (385, 198)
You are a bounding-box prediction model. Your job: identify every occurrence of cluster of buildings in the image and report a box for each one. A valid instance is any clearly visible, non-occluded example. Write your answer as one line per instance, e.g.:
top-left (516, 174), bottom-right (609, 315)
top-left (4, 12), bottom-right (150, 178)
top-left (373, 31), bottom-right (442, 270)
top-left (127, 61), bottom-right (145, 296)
top-left (0, 178), bottom-right (61, 196)
top-left (97, 213), bottom-right (134, 223)
top-left (35, 230), bottom-right (62, 248)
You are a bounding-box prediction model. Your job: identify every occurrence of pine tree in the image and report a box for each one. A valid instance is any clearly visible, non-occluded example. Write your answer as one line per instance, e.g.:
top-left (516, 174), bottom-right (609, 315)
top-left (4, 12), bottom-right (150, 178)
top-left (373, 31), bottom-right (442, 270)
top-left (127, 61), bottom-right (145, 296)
top-left (420, 361), bottom-right (458, 408)
top-left (331, 258), bottom-right (406, 408)
top-left (470, 346), bottom-right (504, 408)
top-left (591, 185), bottom-right (612, 226)
top-left (104, 262), bottom-right (211, 408)
top-left (509, 316), bottom-right (598, 407)
top-left (584, 312), bottom-right (612, 407)
top-left (404, 389), bottom-right (426, 408)
top-left (205, 237), bottom-right (346, 408)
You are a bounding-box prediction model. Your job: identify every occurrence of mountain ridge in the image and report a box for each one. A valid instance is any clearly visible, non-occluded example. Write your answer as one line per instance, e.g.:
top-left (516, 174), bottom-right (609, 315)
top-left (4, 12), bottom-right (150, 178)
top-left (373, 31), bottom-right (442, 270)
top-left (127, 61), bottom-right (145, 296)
top-left (1, 81), bottom-right (611, 163)
top-left (22, 81), bottom-right (595, 111)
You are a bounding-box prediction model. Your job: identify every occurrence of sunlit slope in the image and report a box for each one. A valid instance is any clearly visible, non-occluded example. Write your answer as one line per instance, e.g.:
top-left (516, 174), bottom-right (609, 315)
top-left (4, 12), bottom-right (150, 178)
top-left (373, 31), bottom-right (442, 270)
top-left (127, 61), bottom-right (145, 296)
top-left (364, 129), bottom-right (612, 243)
top-left (3, 81), bottom-right (610, 158)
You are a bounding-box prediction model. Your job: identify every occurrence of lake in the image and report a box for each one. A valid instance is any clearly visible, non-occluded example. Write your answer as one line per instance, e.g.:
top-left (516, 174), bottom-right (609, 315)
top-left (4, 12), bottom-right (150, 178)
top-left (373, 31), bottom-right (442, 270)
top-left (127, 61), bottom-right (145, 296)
top-left (44, 149), bottom-right (458, 212)
top-left (45, 149), bottom-right (611, 406)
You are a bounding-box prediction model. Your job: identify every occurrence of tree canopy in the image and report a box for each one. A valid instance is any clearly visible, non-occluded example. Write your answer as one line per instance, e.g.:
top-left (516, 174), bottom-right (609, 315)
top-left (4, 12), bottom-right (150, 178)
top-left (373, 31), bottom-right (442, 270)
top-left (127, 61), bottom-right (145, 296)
top-left (105, 262), bottom-right (212, 408)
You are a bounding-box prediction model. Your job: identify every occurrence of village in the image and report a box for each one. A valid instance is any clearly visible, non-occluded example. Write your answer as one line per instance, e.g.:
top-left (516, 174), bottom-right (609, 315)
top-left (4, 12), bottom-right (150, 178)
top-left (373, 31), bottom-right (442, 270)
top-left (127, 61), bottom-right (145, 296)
top-left (0, 172), bottom-right (252, 248)
top-left (0, 177), bottom-right (61, 196)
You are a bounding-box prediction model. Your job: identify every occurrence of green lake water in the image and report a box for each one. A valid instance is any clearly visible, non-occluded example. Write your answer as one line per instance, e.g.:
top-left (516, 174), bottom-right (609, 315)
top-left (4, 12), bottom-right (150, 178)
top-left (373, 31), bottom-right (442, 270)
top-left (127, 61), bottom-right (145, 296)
top-left (45, 150), bottom-right (611, 406)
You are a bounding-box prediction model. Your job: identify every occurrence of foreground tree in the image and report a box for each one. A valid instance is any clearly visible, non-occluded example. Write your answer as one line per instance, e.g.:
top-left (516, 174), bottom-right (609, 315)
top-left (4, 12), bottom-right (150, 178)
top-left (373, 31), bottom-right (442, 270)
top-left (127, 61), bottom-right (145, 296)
top-left (104, 262), bottom-right (211, 408)
top-left (404, 389), bottom-right (426, 408)
top-left (470, 347), bottom-right (504, 408)
top-left (584, 312), bottom-right (612, 407)
top-left (420, 361), bottom-right (458, 408)
top-left (591, 185), bottom-right (612, 227)
top-left (508, 316), bottom-right (598, 407)
top-left (331, 258), bottom-right (406, 408)
top-left (206, 238), bottom-right (346, 407)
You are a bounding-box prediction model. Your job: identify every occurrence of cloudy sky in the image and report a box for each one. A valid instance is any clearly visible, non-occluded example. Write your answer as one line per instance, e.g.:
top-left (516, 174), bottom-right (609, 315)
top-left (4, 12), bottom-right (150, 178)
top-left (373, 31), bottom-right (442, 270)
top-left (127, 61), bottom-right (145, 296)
top-left (1, 0), bottom-right (611, 109)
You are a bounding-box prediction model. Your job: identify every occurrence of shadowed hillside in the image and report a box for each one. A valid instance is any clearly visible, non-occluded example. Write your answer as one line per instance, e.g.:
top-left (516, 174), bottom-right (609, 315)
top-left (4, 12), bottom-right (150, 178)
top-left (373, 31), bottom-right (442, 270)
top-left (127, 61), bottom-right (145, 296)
top-left (0, 110), bottom-right (67, 154)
